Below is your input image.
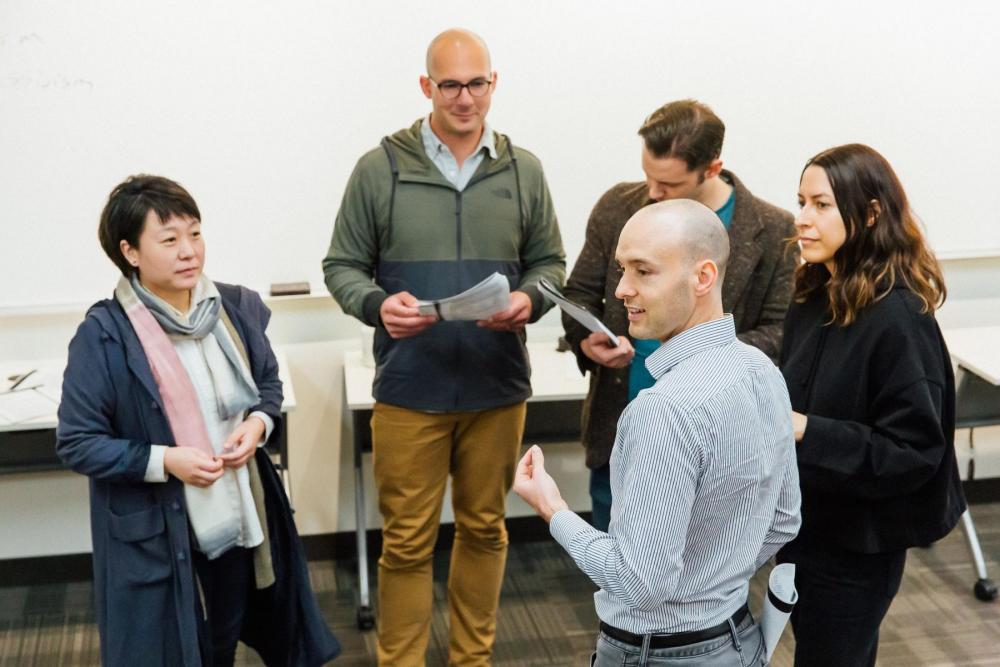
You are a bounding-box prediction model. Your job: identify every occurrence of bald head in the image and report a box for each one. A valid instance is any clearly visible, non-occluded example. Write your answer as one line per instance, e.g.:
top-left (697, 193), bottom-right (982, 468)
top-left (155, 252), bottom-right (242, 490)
top-left (626, 199), bottom-right (730, 279)
top-left (614, 199), bottom-right (729, 340)
top-left (425, 28), bottom-right (491, 78)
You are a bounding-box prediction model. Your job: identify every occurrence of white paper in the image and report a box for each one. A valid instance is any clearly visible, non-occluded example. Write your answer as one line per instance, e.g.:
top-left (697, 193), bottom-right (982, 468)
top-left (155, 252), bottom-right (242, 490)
top-left (0, 388), bottom-right (60, 426)
top-left (761, 563), bottom-right (797, 663)
top-left (416, 272), bottom-right (511, 321)
top-left (538, 278), bottom-right (619, 347)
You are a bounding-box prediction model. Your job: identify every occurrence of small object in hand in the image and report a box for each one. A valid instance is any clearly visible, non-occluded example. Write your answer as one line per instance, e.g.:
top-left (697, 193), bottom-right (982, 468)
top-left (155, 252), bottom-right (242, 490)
top-left (269, 282), bottom-right (311, 297)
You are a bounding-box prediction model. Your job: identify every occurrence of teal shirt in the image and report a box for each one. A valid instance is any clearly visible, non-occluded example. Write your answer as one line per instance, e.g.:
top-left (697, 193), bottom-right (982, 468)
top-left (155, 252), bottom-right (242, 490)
top-left (627, 189), bottom-right (736, 400)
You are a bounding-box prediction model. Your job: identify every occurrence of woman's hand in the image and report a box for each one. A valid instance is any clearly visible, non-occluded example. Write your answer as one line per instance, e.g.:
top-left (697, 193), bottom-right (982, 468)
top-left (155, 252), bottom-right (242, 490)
top-left (164, 447), bottom-right (224, 487)
top-left (792, 411), bottom-right (808, 442)
top-left (219, 416), bottom-right (266, 469)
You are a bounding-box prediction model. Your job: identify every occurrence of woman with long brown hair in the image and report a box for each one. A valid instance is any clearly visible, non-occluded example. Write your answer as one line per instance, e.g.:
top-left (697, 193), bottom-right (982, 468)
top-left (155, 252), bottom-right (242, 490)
top-left (778, 144), bottom-right (965, 666)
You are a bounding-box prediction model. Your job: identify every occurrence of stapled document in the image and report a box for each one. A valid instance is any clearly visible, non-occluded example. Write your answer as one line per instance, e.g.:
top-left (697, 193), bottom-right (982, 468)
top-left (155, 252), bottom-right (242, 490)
top-left (416, 272), bottom-right (511, 321)
top-left (538, 278), bottom-right (619, 347)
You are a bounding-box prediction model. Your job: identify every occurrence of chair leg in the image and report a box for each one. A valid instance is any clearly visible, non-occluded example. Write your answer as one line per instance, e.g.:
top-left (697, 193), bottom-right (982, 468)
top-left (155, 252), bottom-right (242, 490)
top-left (961, 509), bottom-right (998, 602)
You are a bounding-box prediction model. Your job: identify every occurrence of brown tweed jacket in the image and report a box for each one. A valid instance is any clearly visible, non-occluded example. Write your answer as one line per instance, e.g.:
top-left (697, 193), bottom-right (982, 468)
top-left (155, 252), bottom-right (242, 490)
top-left (562, 170), bottom-right (798, 469)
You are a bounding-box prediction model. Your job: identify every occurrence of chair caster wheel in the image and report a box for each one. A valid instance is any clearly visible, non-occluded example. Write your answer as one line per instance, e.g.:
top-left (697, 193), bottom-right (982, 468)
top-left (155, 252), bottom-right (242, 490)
top-left (974, 578), bottom-right (998, 602)
top-left (357, 606), bottom-right (376, 630)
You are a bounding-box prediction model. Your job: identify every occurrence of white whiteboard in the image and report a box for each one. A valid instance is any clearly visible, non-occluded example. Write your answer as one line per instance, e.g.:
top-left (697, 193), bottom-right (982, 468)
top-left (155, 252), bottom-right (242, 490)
top-left (2, 0), bottom-right (998, 309)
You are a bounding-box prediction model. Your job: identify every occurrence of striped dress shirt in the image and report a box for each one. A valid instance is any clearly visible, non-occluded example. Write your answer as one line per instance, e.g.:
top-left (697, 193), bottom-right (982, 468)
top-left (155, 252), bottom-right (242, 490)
top-left (551, 315), bottom-right (801, 634)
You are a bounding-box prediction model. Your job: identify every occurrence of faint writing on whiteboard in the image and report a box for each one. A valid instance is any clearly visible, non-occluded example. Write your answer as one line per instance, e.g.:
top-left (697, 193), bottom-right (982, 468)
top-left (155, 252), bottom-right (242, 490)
top-left (0, 32), bottom-right (45, 48)
top-left (3, 73), bottom-right (94, 91)
top-left (0, 32), bottom-right (91, 91)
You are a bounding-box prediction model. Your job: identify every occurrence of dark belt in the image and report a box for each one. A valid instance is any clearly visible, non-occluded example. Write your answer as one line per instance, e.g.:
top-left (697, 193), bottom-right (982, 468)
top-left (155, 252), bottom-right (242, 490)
top-left (599, 603), bottom-right (750, 649)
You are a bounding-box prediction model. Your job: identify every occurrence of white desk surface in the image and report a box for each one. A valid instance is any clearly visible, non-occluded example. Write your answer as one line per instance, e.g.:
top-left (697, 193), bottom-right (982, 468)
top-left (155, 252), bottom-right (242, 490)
top-left (945, 326), bottom-right (1000, 386)
top-left (343, 340), bottom-right (589, 411)
top-left (0, 349), bottom-right (295, 432)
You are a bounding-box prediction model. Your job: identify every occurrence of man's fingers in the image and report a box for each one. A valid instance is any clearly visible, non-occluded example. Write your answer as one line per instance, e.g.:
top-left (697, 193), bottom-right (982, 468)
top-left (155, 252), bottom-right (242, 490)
top-left (386, 313), bottom-right (436, 329)
top-left (586, 332), bottom-right (611, 345)
top-left (483, 310), bottom-right (513, 325)
top-left (394, 291), bottom-right (419, 307)
top-left (529, 445), bottom-right (545, 472)
top-left (516, 448), bottom-right (534, 474)
top-left (399, 315), bottom-right (437, 328)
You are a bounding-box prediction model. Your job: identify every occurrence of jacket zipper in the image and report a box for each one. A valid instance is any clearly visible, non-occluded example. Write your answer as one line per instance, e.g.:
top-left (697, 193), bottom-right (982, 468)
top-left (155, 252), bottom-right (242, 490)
top-left (454, 189), bottom-right (463, 407)
top-left (455, 190), bottom-right (462, 261)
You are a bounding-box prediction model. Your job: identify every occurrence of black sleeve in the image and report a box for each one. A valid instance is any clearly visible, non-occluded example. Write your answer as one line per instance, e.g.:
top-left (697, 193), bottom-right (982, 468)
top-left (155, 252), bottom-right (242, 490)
top-left (797, 314), bottom-right (949, 499)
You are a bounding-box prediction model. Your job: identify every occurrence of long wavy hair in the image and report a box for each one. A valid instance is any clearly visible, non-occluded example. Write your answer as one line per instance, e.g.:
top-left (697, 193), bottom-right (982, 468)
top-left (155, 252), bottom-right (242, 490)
top-left (794, 144), bottom-right (946, 325)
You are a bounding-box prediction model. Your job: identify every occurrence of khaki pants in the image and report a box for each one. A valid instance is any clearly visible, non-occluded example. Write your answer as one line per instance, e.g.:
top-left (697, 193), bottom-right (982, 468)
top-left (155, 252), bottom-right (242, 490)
top-left (371, 401), bottom-right (526, 667)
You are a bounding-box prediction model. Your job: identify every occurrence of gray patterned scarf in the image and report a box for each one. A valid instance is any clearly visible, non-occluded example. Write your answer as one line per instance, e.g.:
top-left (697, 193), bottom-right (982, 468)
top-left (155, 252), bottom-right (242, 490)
top-left (125, 274), bottom-right (259, 419)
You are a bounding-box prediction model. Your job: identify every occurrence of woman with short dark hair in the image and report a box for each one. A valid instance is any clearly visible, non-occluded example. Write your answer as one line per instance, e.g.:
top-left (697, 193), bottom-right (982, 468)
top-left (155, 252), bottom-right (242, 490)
top-left (778, 144), bottom-right (965, 666)
top-left (57, 175), bottom-right (339, 666)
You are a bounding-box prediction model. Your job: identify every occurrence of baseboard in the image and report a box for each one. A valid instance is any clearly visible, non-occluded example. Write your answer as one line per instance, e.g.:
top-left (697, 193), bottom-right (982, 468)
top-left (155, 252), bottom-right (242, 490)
top-left (0, 552), bottom-right (93, 586)
top-left (963, 477), bottom-right (1000, 504)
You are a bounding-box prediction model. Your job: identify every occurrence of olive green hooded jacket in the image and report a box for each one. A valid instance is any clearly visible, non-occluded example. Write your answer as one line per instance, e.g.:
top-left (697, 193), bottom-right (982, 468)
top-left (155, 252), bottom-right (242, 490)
top-left (323, 120), bottom-right (565, 411)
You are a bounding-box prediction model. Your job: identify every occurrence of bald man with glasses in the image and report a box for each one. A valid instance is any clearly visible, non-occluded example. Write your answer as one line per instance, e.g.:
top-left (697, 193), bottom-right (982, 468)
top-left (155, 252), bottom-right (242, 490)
top-left (323, 28), bottom-right (565, 666)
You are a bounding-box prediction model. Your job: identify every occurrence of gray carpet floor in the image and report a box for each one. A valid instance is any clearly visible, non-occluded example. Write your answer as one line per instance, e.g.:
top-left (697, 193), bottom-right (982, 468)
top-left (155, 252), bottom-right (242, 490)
top-left (2, 503), bottom-right (999, 666)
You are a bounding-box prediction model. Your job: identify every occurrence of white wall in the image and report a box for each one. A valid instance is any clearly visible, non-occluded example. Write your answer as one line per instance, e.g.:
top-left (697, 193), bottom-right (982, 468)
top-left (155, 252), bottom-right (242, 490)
top-left (2, 0), bottom-right (1000, 310)
top-left (3, 1), bottom-right (1000, 559)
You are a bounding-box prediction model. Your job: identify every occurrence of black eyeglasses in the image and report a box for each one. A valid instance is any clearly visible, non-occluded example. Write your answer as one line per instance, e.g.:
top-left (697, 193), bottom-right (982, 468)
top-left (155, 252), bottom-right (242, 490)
top-left (428, 76), bottom-right (493, 99)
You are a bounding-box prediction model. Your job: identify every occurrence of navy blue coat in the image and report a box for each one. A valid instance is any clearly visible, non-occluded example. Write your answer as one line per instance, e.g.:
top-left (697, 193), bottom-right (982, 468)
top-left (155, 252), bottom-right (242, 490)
top-left (57, 283), bottom-right (340, 666)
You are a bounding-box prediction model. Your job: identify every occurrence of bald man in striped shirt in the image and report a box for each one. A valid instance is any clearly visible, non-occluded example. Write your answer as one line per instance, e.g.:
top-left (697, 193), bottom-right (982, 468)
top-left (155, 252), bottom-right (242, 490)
top-left (514, 199), bottom-right (801, 666)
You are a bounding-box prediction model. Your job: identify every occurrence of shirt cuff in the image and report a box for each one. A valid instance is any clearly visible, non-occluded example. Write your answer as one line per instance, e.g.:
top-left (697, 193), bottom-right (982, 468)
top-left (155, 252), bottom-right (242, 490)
top-left (144, 445), bottom-right (168, 483)
top-left (549, 509), bottom-right (595, 552)
top-left (249, 411), bottom-right (274, 448)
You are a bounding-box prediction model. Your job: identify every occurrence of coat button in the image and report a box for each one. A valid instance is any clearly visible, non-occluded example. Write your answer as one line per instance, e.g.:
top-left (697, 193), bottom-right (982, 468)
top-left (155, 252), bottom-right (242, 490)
top-left (177, 551), bottom-right (186, 562)
top-left (171, 500), bottom-right (181, 512)
top-left (151, 402), bottom-right (159, 410)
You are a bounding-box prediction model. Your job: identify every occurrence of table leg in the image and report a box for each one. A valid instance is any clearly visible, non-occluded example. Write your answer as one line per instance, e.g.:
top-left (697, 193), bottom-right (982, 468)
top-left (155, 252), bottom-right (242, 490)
top-left (353, 410), bottom-right (375, 630)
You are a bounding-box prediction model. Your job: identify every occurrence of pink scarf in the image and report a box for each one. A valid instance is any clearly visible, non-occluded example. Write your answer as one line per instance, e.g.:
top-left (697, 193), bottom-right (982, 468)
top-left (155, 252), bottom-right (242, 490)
top-left (117, 281), bottom-right (215, 456)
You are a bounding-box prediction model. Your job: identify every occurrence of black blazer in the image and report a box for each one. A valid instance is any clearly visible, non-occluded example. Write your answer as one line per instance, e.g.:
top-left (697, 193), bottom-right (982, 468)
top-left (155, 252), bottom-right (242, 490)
top-left (562, 171), bottom-right (797, 469)
top-left (779, 286), bottom-right (965, 553)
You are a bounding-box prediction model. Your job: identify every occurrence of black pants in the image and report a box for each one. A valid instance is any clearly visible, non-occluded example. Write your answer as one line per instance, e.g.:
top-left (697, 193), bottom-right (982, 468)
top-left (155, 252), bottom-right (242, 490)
top-left (192, 546), bottom-right (255, 667)
top-left (778, 542), bottom-right (906, 667)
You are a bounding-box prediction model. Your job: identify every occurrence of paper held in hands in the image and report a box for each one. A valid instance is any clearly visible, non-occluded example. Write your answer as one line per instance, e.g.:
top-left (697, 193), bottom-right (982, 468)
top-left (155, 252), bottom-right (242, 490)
top-left (416, 272), bottom-right (511, 321)
top-left (760, 562), bottom-right (798, 662)
top-left (538, 278), bottom-right (619, 347)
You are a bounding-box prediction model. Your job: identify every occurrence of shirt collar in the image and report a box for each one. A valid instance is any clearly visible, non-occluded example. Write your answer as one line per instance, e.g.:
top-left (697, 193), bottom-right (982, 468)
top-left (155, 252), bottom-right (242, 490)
top-left (645, 315), bottom-right (736, 379)
top-left (421, 114), bottom-right (497, 160)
